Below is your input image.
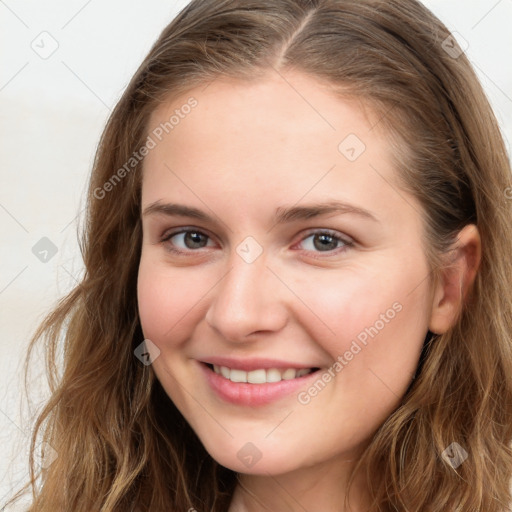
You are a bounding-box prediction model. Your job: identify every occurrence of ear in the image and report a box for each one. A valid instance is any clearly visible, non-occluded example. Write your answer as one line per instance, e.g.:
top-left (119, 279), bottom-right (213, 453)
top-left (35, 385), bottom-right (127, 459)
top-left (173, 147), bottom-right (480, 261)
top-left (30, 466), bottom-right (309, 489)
top-left (429, 224), bottom-right (481, 334)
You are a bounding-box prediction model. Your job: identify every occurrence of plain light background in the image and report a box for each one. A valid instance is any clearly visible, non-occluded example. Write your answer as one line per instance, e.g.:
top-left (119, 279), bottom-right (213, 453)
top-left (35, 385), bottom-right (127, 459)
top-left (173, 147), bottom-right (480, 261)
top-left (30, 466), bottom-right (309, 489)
top-left (1, 0), bottom-right (511, 508)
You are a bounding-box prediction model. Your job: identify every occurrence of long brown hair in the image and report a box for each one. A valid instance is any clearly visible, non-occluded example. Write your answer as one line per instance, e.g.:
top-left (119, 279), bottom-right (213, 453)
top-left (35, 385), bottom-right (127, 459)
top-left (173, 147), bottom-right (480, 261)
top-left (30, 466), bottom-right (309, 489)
top-left (6, 0), bottom-right (512, 510)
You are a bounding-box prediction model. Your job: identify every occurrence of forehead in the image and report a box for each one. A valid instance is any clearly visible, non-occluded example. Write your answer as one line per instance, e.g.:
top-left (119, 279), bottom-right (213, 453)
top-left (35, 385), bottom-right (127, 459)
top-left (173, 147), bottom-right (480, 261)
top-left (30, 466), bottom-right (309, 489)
top-left (141, 71), bottom-right (418, 228)
top-left (147, 72), bottom-right (379, 152)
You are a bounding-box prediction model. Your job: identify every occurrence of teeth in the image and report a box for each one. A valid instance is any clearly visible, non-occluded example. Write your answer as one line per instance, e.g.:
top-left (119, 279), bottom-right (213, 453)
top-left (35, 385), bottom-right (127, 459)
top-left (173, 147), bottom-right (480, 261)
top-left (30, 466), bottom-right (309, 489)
top-left (211, 365), bottom-right (314, 384)
top-left (266, 368), bottom-right (282, 383)
top-left (282, 368), bottom-right (296, 380)
top-left (230, 369), bottom-right (247, 383)
top-left (247, 369), bottom-right (266, 384)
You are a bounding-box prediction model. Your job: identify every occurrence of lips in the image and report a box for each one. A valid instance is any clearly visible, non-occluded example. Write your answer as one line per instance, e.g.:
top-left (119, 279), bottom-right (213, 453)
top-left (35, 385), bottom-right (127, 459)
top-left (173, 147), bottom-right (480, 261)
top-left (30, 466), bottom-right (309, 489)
top-left (198, 359), bottom-right (322, 406)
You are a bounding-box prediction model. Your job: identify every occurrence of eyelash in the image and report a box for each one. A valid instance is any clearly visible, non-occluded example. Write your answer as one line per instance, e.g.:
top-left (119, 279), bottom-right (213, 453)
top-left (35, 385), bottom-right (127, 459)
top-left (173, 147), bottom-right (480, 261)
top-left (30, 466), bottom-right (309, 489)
top-left (160, 227), bottom-right (354, 258)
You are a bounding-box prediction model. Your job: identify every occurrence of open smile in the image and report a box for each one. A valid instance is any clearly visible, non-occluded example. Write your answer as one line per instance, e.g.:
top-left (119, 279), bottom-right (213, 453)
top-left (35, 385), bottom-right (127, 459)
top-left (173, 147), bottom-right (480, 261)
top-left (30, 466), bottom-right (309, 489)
top-left (199, 361), bottom-right (322, 406)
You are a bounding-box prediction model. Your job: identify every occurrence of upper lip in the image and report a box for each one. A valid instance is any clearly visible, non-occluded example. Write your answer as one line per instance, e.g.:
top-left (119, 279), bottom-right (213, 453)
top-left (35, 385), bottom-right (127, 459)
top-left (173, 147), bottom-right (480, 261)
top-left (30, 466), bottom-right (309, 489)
top-left (200, 356), bottom-right (320, 372)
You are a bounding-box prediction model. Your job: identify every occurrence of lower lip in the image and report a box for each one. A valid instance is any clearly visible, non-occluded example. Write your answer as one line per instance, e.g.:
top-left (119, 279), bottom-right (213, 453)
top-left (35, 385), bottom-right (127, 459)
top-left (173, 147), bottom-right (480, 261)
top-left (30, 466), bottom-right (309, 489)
top-left (198, 362), bottom-right (321, 406)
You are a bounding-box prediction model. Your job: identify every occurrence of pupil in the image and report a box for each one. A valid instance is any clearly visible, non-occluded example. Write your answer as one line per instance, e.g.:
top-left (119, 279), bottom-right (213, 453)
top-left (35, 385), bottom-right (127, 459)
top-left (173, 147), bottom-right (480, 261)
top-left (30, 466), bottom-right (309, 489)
top-left (314, 234), bottom-right (337, 251)
top-left (185, 232), bottom-right (207, 248)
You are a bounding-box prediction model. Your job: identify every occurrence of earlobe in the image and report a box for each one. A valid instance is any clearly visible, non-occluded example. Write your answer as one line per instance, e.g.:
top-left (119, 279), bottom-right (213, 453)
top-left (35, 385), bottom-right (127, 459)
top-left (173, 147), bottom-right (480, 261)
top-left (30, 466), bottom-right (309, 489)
top-left (428, 224), bottom-right (481, 334)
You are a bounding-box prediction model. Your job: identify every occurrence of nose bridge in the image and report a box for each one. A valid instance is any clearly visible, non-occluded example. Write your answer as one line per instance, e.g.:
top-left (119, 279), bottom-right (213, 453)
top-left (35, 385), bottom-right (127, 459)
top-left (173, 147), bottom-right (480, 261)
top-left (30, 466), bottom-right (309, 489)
top-left (206, 242), bottom-right (286, 340)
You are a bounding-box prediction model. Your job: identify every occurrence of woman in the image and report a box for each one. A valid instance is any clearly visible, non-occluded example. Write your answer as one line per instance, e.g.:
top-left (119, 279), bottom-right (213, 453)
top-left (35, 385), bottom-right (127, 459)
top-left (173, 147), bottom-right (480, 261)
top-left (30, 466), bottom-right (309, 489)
top-left (8, 0), bottom-right (512, 510)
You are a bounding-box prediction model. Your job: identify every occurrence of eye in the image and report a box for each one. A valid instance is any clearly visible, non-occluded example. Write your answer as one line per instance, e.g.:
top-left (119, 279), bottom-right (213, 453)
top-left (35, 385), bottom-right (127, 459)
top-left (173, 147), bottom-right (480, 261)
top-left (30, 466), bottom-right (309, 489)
top-left (295, 230), bottom-right (353, 256)
top-left (160, 227), bottom-right (353, 257)
top-left (161, 228), bottom-right (215, 254)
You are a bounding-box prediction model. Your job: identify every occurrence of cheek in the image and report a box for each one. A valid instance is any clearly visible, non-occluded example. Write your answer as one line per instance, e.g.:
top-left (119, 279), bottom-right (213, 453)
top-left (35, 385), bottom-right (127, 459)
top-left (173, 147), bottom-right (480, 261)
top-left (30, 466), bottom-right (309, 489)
top-left (287, 255), bottom-right (431, 403)
top-left (136, 258), bottom-right (200, 345)
top-left (288, 259), bottom-right (430, 349)
top-left (287, 266), bottom-right (430, 446)
top-left (137, 263), bottom-right (166, 342)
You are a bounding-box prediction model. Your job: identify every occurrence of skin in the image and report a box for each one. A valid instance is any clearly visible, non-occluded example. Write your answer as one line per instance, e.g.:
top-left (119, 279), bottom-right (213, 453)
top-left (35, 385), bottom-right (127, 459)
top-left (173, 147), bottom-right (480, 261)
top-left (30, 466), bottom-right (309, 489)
top-left (137, 70), bottom-right (481, 511)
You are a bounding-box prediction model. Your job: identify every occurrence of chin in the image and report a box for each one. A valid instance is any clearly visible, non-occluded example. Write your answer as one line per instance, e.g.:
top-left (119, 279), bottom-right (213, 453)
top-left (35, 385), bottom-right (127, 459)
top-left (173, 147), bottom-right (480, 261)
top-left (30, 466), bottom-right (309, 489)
top-left (199, 437), bottom-right (305, 476)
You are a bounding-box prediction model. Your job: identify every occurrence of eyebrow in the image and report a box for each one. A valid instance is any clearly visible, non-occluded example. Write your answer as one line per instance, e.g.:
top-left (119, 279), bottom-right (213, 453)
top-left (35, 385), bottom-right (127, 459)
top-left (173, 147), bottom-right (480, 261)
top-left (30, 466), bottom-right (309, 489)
top-left (142, 200), bottom-right (379, 224)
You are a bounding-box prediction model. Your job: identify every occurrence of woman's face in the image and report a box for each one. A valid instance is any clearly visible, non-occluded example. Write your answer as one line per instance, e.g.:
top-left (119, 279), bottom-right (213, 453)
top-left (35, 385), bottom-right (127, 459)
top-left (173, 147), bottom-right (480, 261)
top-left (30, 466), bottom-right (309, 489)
top-left (137, 71), bottom-right (434, 475)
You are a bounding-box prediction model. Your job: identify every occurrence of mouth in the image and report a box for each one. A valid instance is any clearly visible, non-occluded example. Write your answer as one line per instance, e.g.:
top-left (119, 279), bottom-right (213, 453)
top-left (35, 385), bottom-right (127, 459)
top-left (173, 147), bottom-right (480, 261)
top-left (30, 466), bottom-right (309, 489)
top-left (204, 363), bottom-right (320, 384)
top-left (199, 362), bottom-right (322, 406)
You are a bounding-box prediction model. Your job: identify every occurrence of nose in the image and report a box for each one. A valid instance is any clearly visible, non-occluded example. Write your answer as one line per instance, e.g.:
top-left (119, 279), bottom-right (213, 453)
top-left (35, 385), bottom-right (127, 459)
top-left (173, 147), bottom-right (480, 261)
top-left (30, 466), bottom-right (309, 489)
top-left (205, 247), bottom-right (288, 342)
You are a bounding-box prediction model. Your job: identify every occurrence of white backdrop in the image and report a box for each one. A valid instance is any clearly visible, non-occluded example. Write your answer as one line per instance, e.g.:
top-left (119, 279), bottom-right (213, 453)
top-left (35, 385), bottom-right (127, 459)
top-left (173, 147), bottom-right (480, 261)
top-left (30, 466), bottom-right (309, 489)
top-left (1, 0), bottom-right (511, 508)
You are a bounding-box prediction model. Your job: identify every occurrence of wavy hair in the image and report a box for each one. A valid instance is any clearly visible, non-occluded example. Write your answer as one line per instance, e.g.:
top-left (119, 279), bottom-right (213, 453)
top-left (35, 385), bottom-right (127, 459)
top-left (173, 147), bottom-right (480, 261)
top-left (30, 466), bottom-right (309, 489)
top-left (6, 0), bottom-right (512, 510)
